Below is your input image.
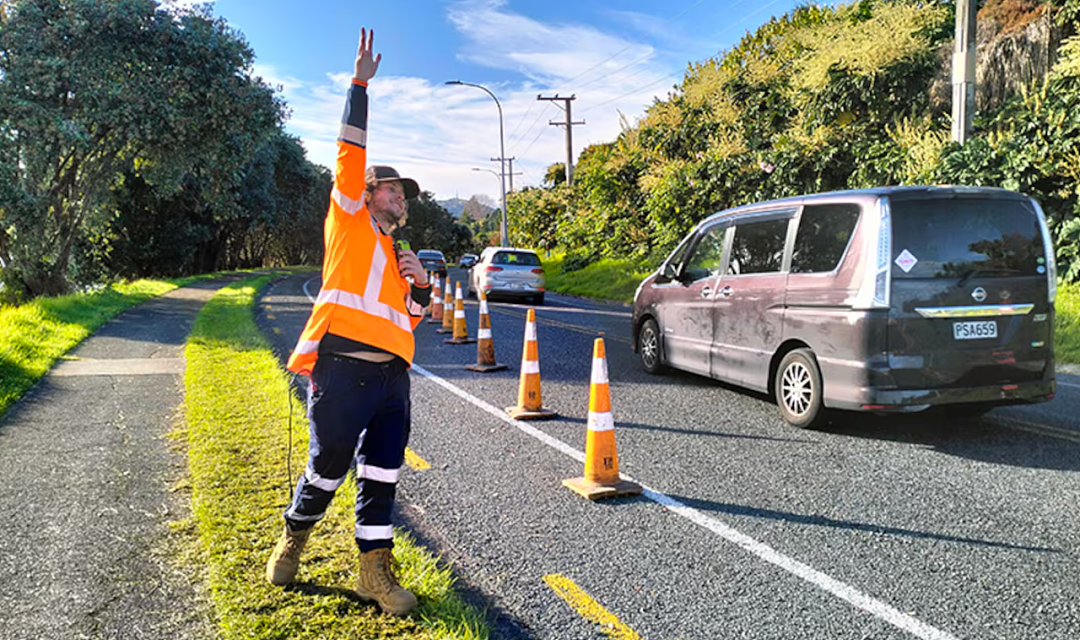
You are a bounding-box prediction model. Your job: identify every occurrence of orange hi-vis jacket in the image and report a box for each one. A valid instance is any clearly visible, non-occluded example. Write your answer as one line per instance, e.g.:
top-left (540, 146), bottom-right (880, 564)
top-left (286, 80), bottom-right (426, 378)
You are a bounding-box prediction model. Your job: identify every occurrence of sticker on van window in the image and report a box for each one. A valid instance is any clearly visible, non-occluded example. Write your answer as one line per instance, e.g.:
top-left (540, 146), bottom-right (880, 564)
top-left (895, 249), bottom-right (918, 273)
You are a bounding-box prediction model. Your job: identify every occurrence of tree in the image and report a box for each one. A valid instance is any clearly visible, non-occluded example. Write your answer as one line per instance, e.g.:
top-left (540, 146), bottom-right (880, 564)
top-left (0, 0), bottom-right (283, 297)
top-left (396, 192), bottom-right (475, 260)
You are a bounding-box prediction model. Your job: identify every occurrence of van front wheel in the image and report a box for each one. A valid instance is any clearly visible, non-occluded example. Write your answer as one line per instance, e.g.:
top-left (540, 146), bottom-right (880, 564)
top-left (776, 349), bottom-right (824, 428)
top-left (638, 318), bottom-right (666, 374)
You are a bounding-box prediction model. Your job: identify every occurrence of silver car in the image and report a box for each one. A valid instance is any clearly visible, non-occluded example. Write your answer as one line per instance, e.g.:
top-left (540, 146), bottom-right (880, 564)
top-left (468, 247), bottom-right (546, 304)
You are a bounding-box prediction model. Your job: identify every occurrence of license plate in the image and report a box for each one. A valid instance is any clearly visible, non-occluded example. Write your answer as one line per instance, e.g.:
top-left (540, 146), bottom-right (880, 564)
top-left (953, 320), bottom-right (997, 340)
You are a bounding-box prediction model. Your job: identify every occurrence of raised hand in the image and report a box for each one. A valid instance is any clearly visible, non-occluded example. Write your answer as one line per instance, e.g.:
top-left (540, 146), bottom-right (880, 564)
top-left (354, 28), bottom-right (382, 82)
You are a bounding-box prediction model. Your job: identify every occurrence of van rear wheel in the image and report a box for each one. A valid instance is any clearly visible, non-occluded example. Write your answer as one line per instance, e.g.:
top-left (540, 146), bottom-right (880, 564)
top-left (776, 348), bottom-right (824, 428)
top-left (638, 318), bottom-right (666, 374)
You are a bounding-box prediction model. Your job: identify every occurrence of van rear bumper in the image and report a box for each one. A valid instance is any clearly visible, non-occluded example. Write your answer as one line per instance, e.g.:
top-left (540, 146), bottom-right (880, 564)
top-left (827, 378), bottom-right (1057, 412)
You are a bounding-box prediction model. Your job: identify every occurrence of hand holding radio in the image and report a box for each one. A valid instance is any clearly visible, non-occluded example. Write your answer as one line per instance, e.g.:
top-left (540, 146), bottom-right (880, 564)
top-left (394, 240), bottom-right (427, 286)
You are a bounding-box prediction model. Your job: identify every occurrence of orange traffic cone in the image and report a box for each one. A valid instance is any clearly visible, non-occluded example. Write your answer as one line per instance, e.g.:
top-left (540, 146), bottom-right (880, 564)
top-left (505, 308), bottom-right (556, 420)
top-left (437, 280), bottom-right (454, 334)
top-left (445, 283), bottom-right (476, 345)
top-left (428, 274), bottom-right (443, 324)
top-left (465, 291), bottom-right (507, 372)
top-left (563, 337), bottom-right (642, 500)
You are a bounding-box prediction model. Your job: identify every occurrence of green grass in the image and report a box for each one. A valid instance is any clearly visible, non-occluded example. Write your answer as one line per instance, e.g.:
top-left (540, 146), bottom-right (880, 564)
top-left (0, 278), bottom-right (204, 419)
top-left (1055, 282), bottom-right (1080, 365)
top-left (541, 253), bottom-right (654, 304)
top-left (180, 275), bottom-right (490, 640)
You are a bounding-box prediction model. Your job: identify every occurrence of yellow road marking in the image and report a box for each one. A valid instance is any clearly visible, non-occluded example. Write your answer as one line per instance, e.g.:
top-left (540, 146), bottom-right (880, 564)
top-left (404, 447), bottom-right (430, 470)
top-left (266, 313), bottom-right (276, 320)
top-left (543, 574), bottom-right (643, 640)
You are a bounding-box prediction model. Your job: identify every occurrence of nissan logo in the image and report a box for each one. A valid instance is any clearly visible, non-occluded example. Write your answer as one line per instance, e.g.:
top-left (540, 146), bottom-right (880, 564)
top-left (972, 287), bottom-right (987, 303)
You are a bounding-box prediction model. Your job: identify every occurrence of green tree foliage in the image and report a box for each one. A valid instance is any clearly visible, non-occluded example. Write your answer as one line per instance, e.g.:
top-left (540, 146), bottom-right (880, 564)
top-left (510, 0), bottom-right (1012, 266)
top-left (0, 0), bottom-right (322, 298)
top-left (396, 192), bottom-right (475, 260)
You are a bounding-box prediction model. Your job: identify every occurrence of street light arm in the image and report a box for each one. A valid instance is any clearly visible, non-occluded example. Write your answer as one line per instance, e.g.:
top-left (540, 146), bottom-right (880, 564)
top-left (447, 79), bottom-right (509, 247)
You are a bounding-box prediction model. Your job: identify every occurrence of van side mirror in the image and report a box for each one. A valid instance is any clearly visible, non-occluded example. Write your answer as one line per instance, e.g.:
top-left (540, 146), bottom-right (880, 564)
top-left (656, 261), bottom-right (679, 284)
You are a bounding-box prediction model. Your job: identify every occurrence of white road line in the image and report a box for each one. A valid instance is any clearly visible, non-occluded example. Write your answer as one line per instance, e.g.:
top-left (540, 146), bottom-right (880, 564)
top-left (303, 277), bottom-right (321, 302)
top-left (411, 363), bottom-right (962, 640)
top-left (1056, 380), bottom-right (1080, 389)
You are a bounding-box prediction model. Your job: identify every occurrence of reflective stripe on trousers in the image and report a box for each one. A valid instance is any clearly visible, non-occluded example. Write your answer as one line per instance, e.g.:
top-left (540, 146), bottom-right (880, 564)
top-left (284, 354), bottom-right (411, 551)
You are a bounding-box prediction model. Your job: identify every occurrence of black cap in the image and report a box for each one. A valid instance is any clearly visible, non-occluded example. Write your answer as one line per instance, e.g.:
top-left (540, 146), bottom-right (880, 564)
top-left (365, 165), bottom-right (420, 200)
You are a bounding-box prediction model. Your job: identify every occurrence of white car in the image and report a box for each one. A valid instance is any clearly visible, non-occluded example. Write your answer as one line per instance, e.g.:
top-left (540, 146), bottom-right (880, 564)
top-left (468, 247), bottom-right (546, 304)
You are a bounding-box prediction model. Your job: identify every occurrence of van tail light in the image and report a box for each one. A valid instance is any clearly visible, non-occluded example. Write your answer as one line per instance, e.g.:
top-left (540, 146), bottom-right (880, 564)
top-left (1032, 199), bottom-right (1057, 303)
top-left (531, 268), bottom-right (544, 274)
top-left (851, 197), bottom-right (892, 310)
top-left (485, 266), bottom-right (504, 272)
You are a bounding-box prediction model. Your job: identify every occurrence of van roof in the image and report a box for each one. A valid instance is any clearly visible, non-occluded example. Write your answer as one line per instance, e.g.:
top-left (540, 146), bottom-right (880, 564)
top-left (700, 185), bottom-right (1031, 228)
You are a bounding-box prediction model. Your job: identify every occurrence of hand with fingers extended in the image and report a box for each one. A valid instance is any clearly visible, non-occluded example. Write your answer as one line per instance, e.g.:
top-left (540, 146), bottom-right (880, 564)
top-left (354, 27), bottom-right (382, 82)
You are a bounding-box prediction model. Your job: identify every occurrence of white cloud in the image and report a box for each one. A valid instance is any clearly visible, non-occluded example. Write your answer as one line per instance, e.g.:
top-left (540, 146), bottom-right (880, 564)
top-left (262, 1), bottom-right (686, 204)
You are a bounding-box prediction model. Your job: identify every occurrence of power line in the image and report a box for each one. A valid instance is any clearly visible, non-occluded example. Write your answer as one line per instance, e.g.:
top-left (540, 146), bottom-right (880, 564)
top-left (554, 0), bottom-right (709, 94)
top-left (578, 0), bottom-right (792, 116)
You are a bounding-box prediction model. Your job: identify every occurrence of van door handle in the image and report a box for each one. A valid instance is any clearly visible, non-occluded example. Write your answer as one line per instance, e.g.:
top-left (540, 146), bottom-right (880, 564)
top-left (700, 286), bottom-right (712, 298)
top-left (719, 286), bottom-right (733, 298)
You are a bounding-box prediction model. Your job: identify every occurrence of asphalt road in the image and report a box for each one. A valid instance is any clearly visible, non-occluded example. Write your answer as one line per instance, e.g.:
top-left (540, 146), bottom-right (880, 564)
top-left (259, 268), bottom-right (1080, 640)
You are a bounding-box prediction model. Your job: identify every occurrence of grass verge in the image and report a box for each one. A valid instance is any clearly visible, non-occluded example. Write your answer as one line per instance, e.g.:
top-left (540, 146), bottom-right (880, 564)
top-left (541, 253), bottom-right (653, 304)
top-left (0, 278), bottom-right (203, 419)
top-left (1055, 282), bottom-right (1080, 365)
top-left (181, 274), bottom-right (489, 640)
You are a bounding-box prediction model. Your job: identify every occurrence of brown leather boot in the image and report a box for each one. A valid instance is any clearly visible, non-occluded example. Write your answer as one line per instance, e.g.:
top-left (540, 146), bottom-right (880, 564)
top-left (355, 547), bottom-right (418, 616)
top-left (265, 525), bottom-right (312, 585)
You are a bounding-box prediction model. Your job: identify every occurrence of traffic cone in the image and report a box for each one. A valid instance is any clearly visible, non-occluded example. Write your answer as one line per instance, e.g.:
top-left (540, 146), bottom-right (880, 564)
top-left (428, 274), bottom-right (443, 324)
top-left (445, 283), bottom-right (476, 345)
top-left (437, 280), bottom-right (454, 334)
top-left (466, 291), bottom-right (507, 372)
top-left (505, 308), bottom-right (556, 420)
top-left (562, 337), bottom-right (642, 501)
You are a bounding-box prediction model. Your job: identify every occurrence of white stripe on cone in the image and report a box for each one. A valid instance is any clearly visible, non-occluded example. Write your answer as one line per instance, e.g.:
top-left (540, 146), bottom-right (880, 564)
top-left (522, 360), bottom-right (540, 374)
top-left (591, 357), bottom-right (609, 384)
top-left (478, 328), bottom-right (492, 339)
top-left (587, 411), bottom-right (615, 432)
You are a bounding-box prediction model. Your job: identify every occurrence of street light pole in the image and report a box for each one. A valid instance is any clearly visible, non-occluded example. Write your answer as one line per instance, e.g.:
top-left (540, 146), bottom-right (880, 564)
top-left (471, 168), bottom-right (502, 219)
top-left (446, 80), bottom-right (509, 247)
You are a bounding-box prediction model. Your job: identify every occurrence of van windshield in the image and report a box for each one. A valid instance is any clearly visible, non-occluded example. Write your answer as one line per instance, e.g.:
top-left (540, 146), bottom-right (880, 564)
top-left (890, 197), bottom-right (1045, 279)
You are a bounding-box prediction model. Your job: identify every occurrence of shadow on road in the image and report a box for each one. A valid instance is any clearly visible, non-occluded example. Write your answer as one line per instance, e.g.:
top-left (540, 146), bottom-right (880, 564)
top-left (663, 493), bottom-right (1061, 553)
top-left (559, 414), bottom-right (817, 444)
top-left (815, 411), bottom-right (1080, 473)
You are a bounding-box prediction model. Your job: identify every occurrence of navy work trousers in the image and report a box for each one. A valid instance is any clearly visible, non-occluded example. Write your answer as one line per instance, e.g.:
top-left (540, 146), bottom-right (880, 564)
top-left (283, 354), bottom-right (411, 552)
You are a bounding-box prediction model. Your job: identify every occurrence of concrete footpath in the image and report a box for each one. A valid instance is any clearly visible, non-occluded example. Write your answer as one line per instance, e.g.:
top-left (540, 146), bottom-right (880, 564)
top-left (0, 279), bottom-right (244, 640)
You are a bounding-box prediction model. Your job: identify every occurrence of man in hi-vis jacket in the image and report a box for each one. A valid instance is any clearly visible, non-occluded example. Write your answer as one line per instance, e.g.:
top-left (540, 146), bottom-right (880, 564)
top-left (265, 28), bottom-right (431, 617)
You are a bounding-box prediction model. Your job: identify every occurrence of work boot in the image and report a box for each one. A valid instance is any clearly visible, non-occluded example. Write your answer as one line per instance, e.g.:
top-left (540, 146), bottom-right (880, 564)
top-left (355, 547), bottom-right (418, 616)
top-left (265, 525), bottom-right (312, 585)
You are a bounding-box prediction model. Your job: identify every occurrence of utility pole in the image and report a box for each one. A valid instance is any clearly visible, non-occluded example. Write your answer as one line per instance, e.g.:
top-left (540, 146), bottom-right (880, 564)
top-left (951, 0), bottom-right (978, 143)
top-left (491, 157), bottom-right (521, 193)
top-left (538, 94), bottom-right (585, 186)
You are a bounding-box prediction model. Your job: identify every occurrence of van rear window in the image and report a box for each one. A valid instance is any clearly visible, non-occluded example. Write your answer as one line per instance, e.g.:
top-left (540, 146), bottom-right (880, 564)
top-left (890, 198), bottom-right (1045, 279)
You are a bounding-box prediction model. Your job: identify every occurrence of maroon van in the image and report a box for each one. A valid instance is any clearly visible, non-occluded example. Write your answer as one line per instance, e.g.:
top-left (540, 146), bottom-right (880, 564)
top-left (632, 186), bottom-right (1057, 428)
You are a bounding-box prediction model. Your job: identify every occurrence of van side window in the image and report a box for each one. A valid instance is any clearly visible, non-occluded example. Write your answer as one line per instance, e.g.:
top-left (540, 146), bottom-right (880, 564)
top-left (791, 204), bottom-right (861, 273)
top-left (682, 226), bottom-right (726, 282)
top-left (727, 219), bottom-right (788, 275)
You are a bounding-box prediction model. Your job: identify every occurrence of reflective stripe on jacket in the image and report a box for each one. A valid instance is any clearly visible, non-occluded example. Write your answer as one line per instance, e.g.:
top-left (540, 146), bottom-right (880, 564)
top-left (286, 80), bottom-right (424, 377)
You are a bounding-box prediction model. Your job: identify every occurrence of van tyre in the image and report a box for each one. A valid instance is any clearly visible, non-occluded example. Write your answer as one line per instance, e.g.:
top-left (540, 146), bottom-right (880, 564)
top-left (776, 348), bottom-right (824, 428)
top-left (638, 318), bottom-right (666, 374)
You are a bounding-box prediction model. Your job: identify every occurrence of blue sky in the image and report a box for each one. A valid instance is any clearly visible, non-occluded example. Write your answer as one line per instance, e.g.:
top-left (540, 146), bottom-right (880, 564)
top-left (170, 0), bottom-right (805, 203)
